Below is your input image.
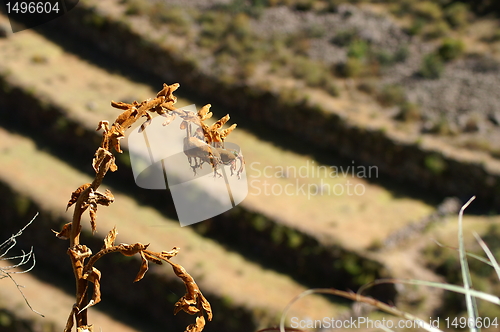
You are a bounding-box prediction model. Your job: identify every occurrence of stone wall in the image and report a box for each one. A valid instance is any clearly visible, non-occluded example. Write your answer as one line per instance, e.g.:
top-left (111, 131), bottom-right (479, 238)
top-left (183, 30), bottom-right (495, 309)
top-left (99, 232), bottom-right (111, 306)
top-left (0, 71), bottom-right (394, 300)
top-left (34, 1), bottom-right (500, 208)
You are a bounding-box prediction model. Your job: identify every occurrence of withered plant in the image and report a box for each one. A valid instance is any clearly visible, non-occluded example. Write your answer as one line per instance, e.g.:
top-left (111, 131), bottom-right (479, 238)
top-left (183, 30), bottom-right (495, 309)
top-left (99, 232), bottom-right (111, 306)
top-left (55, 83), bottom-right (221, 332)
top-left (1, 213), bottom-right (41, 316)
top-left (173, 102), bottom-right (244, 178)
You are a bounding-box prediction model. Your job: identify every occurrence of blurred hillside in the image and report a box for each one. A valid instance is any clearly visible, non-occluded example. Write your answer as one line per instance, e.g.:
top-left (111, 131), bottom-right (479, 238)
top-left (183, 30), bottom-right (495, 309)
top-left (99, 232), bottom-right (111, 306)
top-left (115, 0), bottom-right (500, 156)
top-left (2, 1), bottom-right (500, 331)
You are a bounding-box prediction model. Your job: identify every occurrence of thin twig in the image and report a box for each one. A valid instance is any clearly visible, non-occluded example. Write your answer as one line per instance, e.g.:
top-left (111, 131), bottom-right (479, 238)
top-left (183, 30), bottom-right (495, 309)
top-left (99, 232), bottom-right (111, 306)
top-left (0, 213), bottom-right (43, 316)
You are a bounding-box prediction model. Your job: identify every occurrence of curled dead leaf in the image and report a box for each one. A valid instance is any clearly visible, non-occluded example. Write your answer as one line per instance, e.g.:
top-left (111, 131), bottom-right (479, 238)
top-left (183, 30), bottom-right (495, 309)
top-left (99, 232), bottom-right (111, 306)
top-left (87, 189), bottom-right (115, 234)
top-left (210, 114), bottom-right (230, 131)
top-left (174, 296), bottom-right (199, 315)
top-left (186, 316), bottom-right (206, 332)
top-left (95, 120), bottom-right (110, 132)
top-left (64, 306), bottom-right (76, 332)
top-left (161, 247), bottom-right (180, 259)
top-left (156, 83), bottom-right (180, 103)
top-left (200, 295), bottom-right (212, 321)
top-left (142, 251), bottom-right (163, 265)
top-left (76, 325), bottom-right (94, 332)
top-left (161, 112), bottom-right (176, 126)
top-left (134, 251), bottom-right (149, 282)
top-left (89, 204), bottom-right (97, 234)
top-left (69, 245), bottom-right (92, 261)
top-left (52, 222), bottom-right (73, 240)
top-left (80, 267), bottom-right (101, 312)
top-left (180, 120), bottom-right (188, 130)
top-left (198, 104), bottom-right (212, 121)
top-left (93, 148), bottom-right (117, 173)
top-left (111, 101), bottom-right (133, 110)
top-left (102, 227), bottom-right (118, 249)
top-left (139, 117), bottom-right (153, 133)
top-left (168, 260), bottom-right (212, 322)
top-left (220, 123), bottom-right (237, 140)
top-left (109, 124), bottom-right (125, 154)
top-left (115, 108), bottom-right (139, 128)
top-left (119, 243), bottom-right (149, 256)
top-left (67, 183), bottom-right (91, 211)
top-left (156, 83), bottom-right (170, 97)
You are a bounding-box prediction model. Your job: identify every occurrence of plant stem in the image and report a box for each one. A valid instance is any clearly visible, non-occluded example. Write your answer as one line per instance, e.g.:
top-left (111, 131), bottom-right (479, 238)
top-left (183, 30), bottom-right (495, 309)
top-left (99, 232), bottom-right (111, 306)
top-left (69, 153), bottom-right (112, 327)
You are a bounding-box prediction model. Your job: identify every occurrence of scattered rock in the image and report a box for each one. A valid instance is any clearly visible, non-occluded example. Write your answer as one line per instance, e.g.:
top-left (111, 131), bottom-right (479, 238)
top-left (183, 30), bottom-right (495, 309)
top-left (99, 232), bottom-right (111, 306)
top-left (460, 113), bottom-right (485, 133)
top-left (488, 112), bottom-right (500, 126)
top-left (384, 197), bottom-right (461, 249)
top-left (86, 101), bottom-right (97, 111)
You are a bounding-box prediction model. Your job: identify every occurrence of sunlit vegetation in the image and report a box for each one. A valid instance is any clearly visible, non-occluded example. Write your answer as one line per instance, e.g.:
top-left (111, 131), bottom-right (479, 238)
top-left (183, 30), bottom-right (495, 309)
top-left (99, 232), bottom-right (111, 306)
top-left (116, 0), bottom-right (500, 151)
top-left (423, 223), bottom-right (500, 320)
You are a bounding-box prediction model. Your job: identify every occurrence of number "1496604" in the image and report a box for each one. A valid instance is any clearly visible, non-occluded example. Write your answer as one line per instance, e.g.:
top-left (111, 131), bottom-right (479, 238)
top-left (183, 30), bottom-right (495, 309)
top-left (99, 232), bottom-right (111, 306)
top-left (6, 2), bottom-right (60, 14)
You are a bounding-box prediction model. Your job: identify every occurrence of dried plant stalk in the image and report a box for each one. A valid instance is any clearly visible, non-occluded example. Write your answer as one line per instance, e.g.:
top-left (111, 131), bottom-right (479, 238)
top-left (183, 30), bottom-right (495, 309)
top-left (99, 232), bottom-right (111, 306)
top-left (56, 83), bottom-right (212, 332)
top-left (1, 213), bottom-right (42, 316)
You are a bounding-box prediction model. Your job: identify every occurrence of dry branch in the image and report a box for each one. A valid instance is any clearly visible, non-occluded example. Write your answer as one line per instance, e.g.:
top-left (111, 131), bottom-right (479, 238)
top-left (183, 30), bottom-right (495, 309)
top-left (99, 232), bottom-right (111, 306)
top-left (0, 213), bottom-right (42, 316)
top-left (57, 83), bottom-right (213, 332)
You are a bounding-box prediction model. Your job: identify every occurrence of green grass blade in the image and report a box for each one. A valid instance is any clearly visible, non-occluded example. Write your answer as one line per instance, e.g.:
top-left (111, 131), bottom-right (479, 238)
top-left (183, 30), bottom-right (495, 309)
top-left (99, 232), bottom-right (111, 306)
top-left (473, 232), bottom-right (500, 281)
top-left (432, 239), bottom-right (493, 267)
top-left (279, 288), bottom-right (443, 332)
top-left (369, 278), bottom-right (500, 305)
top-left (458, 196), bottom-right (479, 332)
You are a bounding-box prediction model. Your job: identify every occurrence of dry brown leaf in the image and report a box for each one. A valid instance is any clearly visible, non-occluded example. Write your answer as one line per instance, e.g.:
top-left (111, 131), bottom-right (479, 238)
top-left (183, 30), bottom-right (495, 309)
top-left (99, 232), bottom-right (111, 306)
top-left (161, 112), bottom-right (176, 126)
top-left (198, 104), bottom-right (212, 121)
top-left (161, 101), bottom-right (177, 113)
top-left (138, 112), bottom-right (154, 133)
top-left (198, 122), bottom-right (211, 143)
top-left (168, 260), bottom-right (211, 320)
top-left (94, 189), bottom-right (114, 206)
top-left (63, 306), bottom-right (76, 332)
top-left (69, 245), bottom-right (92, 261)
top-left (142, 251), bottom-right (163, 265)
top-left (134, 251), bottom-right (149, 282)
top-left (115, 108), bottom-right (139, 128)
top-left (139, 119), bottom-right (152, 133)
top-left (87, 189), bottom-right (115, 234)
top-left (200, 295), bottom-right (213, 321)
top-left (183, 112), bottom-right (201, 126)
top-left (220, 123), bottom-right (237, 140)
top-left (156, 82), bottom-right (180, 103)
top-left (52, 222), bottom-right (73, 240)
top-left (67, 183), bottom-right (91, 210)
top-left (89, 203), bottom-right (97, 234)
top-left (109, 124), bottom-right (125, 153)
top-left (180, 120), bottom-right (188, 130)
top-left (174, 296), bottom-right (199, 315)
top-left (76, 325), bottom-right (94, 332)
top-left (93, 148), bottom-right (117, 173)
top-left (95, 120), bottom-right (110, 132)
top-left (92, 148), bottom-right (106, 173)
top-left (111, 101), bottom-right (133, 110)
top-left (161, 247), bottom-right (180, 259)
top-left (210, 114), bottom-right (230, 130)
top-left (156, 83), bottom-right (169, 97)
top-left (185, 316), bottom-right (206, 332)
top-left (102, 227), bottom-right (118, 249)
top-left (119, 243), bottom-right (149, 256)
top-left (80, 267), bottom-right (102, 312)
